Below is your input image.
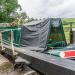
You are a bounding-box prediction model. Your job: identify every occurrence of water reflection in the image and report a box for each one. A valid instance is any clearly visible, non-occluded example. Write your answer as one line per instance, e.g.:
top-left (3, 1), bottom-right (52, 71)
top-left (0, 70), bottom-right (24, 75)
top-left (0, 55), bottom-right (39, 75)
top-left (0, 55), bottom-right (24, 75)
top-left (11, 71), bottom-right (23, 75)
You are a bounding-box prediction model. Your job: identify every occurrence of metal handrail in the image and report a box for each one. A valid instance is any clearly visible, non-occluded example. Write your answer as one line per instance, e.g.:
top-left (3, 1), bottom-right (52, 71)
top-left (0, 29), bottom-right (16, 55)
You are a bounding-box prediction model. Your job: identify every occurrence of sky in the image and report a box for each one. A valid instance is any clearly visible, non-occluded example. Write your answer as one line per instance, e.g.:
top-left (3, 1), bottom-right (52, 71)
top-left (18, 0), bottom-right (75, 19)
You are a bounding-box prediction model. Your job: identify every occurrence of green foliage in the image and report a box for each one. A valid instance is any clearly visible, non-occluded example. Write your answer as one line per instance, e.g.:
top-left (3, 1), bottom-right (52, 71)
top-left (0, 0), bottom-right (35, 24)
top-left (0, 0), bottom-right (21, 22)
top-left (14, 12), bottom-right (35, 25)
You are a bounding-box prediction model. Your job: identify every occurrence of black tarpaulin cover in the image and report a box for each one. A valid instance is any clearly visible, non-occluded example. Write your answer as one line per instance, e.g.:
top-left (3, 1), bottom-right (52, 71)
top-left (20, 19), bottom-right (50, 51)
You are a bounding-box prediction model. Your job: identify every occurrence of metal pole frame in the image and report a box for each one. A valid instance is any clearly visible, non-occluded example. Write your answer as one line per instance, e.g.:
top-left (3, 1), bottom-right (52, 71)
top-left (0, 30), bottom-right (15, 55)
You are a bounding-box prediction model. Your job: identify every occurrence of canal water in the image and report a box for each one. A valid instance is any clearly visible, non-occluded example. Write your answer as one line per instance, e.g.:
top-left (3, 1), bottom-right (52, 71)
top-left (0, 70), bottom-right (24, 75)
top-left (0, 54), bottom-right (34, 75)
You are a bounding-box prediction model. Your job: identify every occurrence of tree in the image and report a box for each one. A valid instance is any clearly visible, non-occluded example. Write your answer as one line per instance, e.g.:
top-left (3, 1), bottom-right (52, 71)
top-left (14, 12), bottom-right (35, 25)
top-left (14, 12), bottom-right (27, 25)
top-left (0, 0), bottom-right (21, 22)
top-left (0, 0), bottom-right (35, 24)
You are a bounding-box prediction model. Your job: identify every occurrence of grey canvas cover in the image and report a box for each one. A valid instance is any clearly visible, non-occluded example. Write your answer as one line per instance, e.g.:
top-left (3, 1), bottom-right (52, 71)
top-left (20, 19), bottom-right (50, 51)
